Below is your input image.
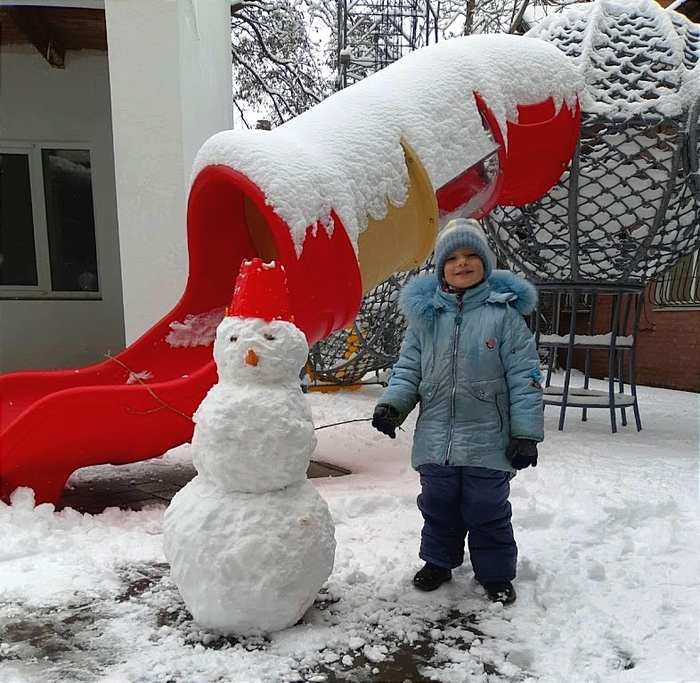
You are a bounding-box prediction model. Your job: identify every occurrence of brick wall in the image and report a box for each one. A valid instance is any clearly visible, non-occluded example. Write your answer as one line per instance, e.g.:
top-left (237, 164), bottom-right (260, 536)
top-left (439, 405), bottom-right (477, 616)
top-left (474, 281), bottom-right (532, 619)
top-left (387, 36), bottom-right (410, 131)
top-left (634, 291), bottom-right (700, 391)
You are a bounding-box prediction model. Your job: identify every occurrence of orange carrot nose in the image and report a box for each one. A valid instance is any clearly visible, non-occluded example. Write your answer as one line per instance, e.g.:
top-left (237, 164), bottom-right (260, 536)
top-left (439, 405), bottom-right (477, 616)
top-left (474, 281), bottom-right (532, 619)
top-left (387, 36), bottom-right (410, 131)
top-left (245, 349), bottom-right (259, 366)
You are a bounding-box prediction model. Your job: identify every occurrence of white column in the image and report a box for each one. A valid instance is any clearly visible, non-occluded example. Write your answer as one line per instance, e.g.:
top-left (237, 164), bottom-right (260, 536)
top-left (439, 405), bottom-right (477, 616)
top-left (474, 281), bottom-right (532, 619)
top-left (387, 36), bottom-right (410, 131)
top-left (105, 0), bottom-right (232, 343)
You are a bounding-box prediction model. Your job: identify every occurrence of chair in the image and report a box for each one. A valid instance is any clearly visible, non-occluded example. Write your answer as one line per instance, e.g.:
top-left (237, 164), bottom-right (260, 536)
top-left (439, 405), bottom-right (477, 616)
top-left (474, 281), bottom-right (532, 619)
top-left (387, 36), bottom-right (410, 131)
top-left (534, 287), bottom-right (643, 433)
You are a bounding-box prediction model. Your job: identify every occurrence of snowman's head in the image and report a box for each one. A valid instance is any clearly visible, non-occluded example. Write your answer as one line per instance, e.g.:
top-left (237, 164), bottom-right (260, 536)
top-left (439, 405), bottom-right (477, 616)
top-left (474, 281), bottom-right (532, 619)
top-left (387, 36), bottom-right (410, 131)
top-left (216, 258), bottom-right (309, 384)
top-left (214, 315), bottom-right (308, 385)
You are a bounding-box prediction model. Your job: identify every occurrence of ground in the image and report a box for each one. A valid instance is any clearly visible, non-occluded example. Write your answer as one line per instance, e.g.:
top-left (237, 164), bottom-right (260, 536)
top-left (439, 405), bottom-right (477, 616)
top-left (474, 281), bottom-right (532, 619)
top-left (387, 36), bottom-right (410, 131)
top-left (1, 377), bottom-right (698, 683)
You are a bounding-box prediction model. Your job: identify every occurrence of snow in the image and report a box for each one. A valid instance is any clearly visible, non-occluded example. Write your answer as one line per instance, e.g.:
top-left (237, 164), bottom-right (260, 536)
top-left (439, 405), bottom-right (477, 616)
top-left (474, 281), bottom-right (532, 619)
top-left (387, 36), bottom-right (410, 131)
top-left (1, 375), bottom-right (698, 683)
top-left (538, 333), bottom-right (635, 347)
top-left (125, 370), bottom-right (154, 385)
top-left (527, 0), bottom-right (700, 119)
top-left (190, 317), bottom-right (316, 493)
top-left (166, 309), bottom-right (225, 348)
top-left (541, 386), bottom-right (638, 408)
top-left (163, 477), bottom-right (335, 636)
top-left (192, 34), bottom-right (581, 254)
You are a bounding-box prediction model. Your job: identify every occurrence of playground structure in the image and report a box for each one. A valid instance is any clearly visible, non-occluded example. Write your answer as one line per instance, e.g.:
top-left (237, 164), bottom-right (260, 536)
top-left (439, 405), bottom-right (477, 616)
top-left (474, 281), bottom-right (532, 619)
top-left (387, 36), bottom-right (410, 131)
top-left (311, 0), bottom-right (700, 430)
top-left (335, 0), bottom-right (439, 90)
top-left (0, 34), bottom-right (581, 505)
top-left (308, 92), bottom-right (585, 387)
top-left (486, 0), bottom-right (700, 432)
top-left (306, 259), bottom-right (433, 389)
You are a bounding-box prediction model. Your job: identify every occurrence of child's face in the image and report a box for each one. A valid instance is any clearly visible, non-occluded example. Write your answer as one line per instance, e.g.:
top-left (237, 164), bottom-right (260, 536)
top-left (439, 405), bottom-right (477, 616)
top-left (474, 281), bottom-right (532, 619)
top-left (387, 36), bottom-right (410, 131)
top-left (443, 248), bottom-right (484, 289)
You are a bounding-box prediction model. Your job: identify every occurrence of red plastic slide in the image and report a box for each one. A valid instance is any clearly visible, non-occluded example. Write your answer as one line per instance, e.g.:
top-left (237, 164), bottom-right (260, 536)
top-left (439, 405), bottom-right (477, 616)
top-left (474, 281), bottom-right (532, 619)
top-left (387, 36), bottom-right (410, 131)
top-left (0, 167), bottom-right (363, 505)
top-left (0, 94), bottom-right (580, 506)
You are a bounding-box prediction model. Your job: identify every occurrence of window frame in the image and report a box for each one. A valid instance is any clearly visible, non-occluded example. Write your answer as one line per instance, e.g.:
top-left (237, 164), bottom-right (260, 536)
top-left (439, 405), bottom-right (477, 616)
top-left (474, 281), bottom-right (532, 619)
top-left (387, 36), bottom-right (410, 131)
top-left (0, 140), bottom-right (102, 301)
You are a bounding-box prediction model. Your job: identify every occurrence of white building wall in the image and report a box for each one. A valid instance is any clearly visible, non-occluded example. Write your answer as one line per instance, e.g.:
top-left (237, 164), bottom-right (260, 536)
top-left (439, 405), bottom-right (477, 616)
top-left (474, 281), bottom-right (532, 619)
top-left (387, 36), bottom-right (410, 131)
top-left (105, 0), bottom-right (233, 344)
top-left (0, 46), bottom-right (125, 372)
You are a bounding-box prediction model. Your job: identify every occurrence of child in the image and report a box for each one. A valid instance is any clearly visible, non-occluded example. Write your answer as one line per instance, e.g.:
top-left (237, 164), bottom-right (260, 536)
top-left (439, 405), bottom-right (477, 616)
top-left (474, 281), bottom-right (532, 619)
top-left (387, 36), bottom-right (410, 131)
top-left (371, 217), bottom-right (544, 604)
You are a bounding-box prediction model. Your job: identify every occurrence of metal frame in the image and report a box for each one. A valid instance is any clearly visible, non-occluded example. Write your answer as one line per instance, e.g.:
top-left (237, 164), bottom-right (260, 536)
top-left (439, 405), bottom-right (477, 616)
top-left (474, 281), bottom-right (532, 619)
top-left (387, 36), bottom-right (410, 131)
top-left (306, 260), bottom-right (433, 387)
top-left (309, 1), bottom-right (700, 413)
top-left (336, 0), bottom-right (438, 90)
top-left (649, 248), bottom-right (700, 308)
top-left (308, 0), bottom-right (439, 385)
top-left (485, 111), bottom-right (700, 289)
top-left (481, 105), bottom-right (700, 433)
top-left (534, 285), bottom-right (644, 433)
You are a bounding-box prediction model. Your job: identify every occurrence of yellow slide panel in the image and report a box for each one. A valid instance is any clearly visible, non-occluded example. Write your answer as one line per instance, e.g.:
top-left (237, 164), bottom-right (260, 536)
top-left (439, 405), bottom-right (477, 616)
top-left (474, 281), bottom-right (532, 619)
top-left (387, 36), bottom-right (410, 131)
top-left (357, 140), bottom-right (438, 294)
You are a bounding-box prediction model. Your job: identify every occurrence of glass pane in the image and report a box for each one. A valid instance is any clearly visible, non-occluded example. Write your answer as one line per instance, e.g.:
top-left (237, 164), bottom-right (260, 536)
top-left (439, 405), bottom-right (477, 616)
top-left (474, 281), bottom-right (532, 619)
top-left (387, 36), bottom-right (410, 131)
top-left (0, 153), bottom-right (38, 286)
top-left (42, 149), bottom-right (99, 292)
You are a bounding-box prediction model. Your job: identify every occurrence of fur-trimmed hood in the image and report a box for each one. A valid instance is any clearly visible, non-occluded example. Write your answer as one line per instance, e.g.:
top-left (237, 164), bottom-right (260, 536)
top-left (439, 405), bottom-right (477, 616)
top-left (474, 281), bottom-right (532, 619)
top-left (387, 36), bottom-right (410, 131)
top-left (400, 270), bottom-right (537, 329)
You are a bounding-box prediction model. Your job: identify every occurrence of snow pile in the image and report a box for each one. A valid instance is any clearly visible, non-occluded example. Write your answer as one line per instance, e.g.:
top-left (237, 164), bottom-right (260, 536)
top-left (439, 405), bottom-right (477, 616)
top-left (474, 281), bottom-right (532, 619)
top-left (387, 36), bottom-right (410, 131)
top-left (166, 308), bottom-right (225, 348)
top-left (192, 34), bottom-right (581, 253)
top-left (0, 487), bottom-right (164, 603)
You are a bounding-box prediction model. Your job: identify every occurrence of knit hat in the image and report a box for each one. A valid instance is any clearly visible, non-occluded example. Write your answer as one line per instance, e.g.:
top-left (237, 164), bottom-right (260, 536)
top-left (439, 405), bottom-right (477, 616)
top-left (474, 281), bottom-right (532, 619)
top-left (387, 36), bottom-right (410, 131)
top-left (228, 258), bottom-right (293, 322)
top-left (434, 218), bottom-right (496, 283)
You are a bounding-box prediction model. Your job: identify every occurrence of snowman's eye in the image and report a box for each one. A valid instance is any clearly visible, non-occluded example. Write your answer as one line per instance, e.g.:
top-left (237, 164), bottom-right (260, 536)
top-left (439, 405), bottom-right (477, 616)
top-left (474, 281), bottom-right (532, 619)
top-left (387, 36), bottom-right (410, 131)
top-left (264, 334), bottom-right (276, 341)
top-left (229, 335), bottom-right (238, 342)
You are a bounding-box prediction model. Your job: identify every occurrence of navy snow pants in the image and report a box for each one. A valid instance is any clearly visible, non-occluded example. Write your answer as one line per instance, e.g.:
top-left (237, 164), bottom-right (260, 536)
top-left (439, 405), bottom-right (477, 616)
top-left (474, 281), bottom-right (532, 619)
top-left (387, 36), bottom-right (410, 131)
top-left (416, 464), bottom-right (517, 583)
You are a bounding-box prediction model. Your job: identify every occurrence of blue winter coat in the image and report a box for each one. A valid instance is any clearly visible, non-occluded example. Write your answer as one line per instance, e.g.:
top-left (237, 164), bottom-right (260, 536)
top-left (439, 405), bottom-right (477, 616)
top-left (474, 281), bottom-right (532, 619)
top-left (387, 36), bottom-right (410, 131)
top-left (378, 270), bottom-right (544, 473)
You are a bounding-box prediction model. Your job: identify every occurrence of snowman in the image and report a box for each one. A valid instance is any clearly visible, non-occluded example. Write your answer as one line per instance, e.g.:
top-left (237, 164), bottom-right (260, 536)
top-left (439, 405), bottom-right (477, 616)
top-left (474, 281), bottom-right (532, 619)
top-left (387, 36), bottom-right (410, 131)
top-left (163, 259), bottom-right (336, 635)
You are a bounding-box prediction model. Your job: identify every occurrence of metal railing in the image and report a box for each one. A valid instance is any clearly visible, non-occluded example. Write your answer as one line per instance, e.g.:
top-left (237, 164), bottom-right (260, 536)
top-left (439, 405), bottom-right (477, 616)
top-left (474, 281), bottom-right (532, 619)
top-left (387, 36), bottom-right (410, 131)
top-left (649, 249), bottom-right (700, 307)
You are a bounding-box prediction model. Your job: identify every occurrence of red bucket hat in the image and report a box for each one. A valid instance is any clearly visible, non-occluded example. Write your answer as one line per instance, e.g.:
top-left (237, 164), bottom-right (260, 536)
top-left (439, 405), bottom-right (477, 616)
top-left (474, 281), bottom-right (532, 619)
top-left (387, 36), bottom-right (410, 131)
top-left (228, 258), bottom-right (293, 323)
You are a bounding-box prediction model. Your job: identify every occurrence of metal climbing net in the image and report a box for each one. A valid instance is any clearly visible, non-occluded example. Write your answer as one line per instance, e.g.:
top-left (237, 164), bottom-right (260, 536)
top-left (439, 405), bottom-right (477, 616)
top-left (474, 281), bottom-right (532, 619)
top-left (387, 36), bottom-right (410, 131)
top-left (486, 0), bottom-right (700, 287)
top-left (306, 259), bottom-right (433, 387)
top-left (486, 0), bottom-right (700, 432)
top-left (485, 108), bottom-right (700, 287)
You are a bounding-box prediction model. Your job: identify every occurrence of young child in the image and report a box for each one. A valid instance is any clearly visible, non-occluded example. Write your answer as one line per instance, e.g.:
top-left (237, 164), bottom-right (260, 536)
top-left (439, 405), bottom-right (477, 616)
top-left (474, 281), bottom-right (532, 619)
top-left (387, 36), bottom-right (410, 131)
top-left (371, 217), bottom-right (544, 604)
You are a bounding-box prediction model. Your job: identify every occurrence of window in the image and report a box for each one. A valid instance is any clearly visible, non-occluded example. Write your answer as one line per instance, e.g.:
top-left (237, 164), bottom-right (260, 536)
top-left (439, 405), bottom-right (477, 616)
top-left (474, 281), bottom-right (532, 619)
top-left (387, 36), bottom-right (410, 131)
top-left (0, 153), bottom-right (37, 286)
top-left (649, 250), bottom-right (700, 308)
top-left (0, 145), bottom-right (100, 299)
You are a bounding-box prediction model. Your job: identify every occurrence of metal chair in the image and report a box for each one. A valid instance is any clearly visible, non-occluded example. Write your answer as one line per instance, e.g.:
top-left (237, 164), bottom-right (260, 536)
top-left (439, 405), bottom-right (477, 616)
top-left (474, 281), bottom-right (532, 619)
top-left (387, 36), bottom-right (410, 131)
top-left (534, 287), bottom-right (643, 433)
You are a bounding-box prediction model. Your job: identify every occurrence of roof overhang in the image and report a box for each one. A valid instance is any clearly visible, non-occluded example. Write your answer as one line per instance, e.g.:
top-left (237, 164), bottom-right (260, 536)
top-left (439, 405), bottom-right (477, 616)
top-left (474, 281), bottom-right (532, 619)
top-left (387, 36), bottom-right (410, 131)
top-left (0, 4), bottom-right (107, 67)
top-left (0, 1), bottom-right (104, 8)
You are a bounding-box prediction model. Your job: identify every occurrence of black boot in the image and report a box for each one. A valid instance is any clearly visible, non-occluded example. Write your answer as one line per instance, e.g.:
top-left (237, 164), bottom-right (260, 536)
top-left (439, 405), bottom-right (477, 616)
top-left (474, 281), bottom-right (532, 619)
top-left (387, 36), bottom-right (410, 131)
top-left (482, 581), bottom-right (516, 604)
top-left (412, 563), bottom-right (452, 591)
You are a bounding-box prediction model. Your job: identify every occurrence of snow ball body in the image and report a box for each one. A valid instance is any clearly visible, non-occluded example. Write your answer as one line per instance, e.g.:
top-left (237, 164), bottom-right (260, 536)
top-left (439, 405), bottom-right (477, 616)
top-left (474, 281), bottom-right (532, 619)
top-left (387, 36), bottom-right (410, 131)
top-left (163, 475), bottom-right (336, 635)
top-left (191, 315), bottom-right (316, 493)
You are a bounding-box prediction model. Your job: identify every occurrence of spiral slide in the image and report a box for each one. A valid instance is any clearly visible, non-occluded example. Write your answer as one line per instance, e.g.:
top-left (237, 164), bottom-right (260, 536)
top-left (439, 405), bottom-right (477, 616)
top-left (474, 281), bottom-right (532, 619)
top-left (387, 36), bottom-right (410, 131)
top-left (0, 60), bottom-right (580, 506)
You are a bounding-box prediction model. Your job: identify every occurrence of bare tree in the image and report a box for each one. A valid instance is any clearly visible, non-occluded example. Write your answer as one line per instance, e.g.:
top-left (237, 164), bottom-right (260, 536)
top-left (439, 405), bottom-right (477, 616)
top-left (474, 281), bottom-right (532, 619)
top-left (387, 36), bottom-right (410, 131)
top-left (303, 1), bottom-right (578, 90)
top-left (231, 0), bottom-right (333, 127)
top-left (230, 0), bottom-right (578, 127)
top-left (439, 0), bottom-right (580, 36)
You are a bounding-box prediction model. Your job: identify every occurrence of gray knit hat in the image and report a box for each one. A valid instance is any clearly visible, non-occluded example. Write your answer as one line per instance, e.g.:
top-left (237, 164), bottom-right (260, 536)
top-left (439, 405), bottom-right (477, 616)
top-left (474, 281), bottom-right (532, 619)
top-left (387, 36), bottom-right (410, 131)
top-left (434, 218), bottom-right (496, 283)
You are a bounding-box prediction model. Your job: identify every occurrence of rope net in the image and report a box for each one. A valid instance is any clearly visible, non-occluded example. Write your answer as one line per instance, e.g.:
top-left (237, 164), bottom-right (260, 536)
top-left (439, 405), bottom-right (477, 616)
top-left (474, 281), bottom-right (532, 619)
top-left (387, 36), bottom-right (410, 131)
top-left (306, 259), bottom-right (433, 387)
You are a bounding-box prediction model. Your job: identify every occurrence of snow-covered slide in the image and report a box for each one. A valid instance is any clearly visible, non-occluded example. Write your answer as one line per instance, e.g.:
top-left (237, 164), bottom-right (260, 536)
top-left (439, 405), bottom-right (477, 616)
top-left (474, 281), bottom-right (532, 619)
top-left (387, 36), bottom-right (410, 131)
top-left (0, 34), bottom-right (581, 505)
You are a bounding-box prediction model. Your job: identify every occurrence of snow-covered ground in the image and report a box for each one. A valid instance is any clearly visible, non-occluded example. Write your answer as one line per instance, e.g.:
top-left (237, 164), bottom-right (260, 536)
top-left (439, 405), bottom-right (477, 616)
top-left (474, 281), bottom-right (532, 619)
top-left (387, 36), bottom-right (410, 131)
top-left (1, 375), bottom-right (698, 683)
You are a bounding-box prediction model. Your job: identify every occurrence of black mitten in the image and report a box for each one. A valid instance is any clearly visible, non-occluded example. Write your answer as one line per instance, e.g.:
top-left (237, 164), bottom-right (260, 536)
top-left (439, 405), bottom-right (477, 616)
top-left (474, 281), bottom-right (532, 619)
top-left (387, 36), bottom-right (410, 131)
top-left (372, 404), bottom-right (401, 439)
top-left (506, 438), bottom-right (539, 470)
